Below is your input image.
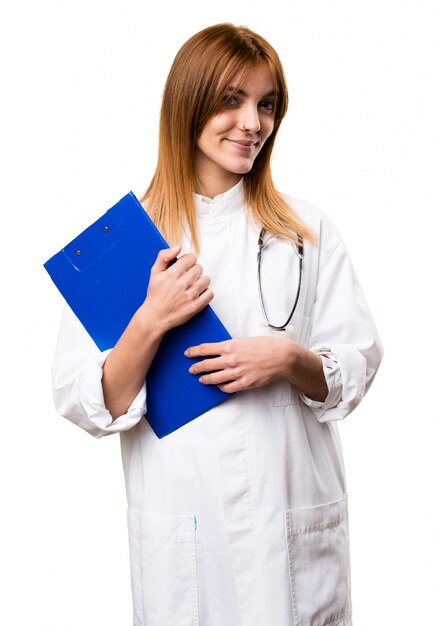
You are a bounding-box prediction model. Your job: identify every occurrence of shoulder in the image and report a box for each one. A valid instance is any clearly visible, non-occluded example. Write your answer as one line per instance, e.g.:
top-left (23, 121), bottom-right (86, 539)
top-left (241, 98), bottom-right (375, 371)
top-left (283, 194), bottom-right (338, 239)
top-left (283, 193), bottom-right (347, 267)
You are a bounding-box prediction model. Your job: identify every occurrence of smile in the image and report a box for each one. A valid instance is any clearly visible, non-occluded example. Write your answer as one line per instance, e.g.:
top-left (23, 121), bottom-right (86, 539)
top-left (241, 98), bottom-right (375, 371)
top-left (227, 139), bottom-right (258, 151)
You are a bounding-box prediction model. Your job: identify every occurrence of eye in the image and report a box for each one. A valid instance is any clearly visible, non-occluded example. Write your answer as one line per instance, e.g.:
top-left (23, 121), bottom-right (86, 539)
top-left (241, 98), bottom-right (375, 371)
top-left (259, 99), bottom-right (275, 114)
top-left (221, 94), bottom-right (239, 107)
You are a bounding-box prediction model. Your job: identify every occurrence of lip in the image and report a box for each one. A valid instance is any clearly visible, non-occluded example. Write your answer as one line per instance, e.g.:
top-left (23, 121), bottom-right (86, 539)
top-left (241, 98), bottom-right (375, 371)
top-left (227, 138), bottom-right (258, 151)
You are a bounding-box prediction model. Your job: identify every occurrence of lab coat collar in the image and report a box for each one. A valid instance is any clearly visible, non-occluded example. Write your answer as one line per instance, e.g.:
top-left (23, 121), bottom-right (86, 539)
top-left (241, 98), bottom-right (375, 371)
top-left (194, 178), bottom-right (245, 223)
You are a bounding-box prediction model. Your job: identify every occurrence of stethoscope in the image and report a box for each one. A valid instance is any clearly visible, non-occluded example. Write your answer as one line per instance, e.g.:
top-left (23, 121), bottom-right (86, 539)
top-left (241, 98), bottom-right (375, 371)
top-left (257, 228), bottom-right (304, 335)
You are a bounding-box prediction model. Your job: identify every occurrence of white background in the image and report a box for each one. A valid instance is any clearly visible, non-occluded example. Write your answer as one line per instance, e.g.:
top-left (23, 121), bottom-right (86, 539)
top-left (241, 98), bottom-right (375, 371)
top-left (1, 1), bottom-right (434, 624)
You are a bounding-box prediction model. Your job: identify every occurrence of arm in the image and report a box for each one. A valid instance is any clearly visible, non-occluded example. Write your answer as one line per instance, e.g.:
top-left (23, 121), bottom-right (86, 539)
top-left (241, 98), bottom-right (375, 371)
top-left (103, 245), bottom-right (214, 419)
top-left (185, 335), bottom-right (328, 401)
top-left (186, 224), bottom-right (382, 418)
top-left (101, 309), bottom-right (164, 421)
top-left (298, 237), bottom-right (383, 421)
top-left (52, 245), bottom-right (213, 434)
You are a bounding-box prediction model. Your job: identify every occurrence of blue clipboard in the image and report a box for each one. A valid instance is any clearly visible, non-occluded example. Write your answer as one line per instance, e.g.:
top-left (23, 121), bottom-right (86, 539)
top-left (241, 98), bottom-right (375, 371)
top-left (44, 192), bottom-right (232, 438)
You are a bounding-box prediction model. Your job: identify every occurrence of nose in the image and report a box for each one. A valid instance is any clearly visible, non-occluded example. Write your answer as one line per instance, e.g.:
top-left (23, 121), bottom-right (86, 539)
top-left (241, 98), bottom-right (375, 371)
top-left (240, 103), bottom-right (261, 133)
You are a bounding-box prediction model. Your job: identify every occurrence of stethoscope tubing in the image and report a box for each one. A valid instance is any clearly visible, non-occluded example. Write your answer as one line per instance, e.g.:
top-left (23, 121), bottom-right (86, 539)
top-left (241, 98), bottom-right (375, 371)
top-left (257, 228), bottom-right (304, 331)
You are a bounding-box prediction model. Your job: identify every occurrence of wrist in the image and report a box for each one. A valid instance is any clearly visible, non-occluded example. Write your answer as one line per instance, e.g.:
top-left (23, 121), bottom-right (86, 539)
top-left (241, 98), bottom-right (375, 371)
top-left (282, 339), bottom-right (301, 380)
top-left (133, 302), bottom-right (167, 341)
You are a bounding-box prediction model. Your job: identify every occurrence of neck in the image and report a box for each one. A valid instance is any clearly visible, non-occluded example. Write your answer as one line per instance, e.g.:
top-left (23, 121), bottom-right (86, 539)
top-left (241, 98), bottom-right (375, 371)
top-left (194, 173), bottom-right (243, 199)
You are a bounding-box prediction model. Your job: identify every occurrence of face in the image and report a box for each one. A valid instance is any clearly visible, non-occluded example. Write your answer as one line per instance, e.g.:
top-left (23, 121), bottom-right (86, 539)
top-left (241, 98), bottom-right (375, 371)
top-left (194, 62), bottom-right (276, 196)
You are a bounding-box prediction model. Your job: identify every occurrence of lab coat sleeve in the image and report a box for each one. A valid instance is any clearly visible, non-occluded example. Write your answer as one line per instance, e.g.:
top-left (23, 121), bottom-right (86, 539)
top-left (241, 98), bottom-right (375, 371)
top-left (299, 221), bottom-right (383, 422)
top-left (51, 305), bottom-right (146, 438)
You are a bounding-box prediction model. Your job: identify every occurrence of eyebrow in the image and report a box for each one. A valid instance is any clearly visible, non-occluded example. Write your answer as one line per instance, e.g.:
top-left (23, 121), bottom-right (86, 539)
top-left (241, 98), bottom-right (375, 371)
top-left (226, 87), bottom-right (277, 99)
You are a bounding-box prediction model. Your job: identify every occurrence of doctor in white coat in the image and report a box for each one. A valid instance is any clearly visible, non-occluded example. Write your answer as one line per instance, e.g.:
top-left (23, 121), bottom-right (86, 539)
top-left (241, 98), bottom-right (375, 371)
top-left (52, 23), bottom-right (383, 626)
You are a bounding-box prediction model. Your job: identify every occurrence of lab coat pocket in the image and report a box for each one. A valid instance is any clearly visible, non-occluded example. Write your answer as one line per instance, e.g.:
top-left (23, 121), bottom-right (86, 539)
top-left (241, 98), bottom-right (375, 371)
top-left (262, 314), bottom-right (312, 407)
top-left (285, 496), bottom-right (352, 626)
top-left (127, 510), bottom-right (199, 626)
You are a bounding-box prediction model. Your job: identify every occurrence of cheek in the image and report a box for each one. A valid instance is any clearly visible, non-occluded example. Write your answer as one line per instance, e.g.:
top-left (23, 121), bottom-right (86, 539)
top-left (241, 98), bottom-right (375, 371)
top-left (261, 118), bottom-right (275, 141)
top-left (213, 111), bottom-right (237, 134)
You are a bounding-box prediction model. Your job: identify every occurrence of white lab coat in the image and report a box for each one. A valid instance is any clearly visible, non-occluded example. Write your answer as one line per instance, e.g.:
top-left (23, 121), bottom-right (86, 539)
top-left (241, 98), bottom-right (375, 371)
top-left (52, 180), bottom-right (383, 626)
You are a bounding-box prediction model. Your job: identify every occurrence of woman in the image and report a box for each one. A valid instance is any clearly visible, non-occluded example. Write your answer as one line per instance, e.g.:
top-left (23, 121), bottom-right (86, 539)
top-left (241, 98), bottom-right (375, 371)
top-left (52, 23), bottom-right (383, 626)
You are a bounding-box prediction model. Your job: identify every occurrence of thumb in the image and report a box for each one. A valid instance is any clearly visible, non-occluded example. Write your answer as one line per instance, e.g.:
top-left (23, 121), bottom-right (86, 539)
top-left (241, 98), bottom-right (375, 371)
top-left (152, 245), bottom-right (181, 272)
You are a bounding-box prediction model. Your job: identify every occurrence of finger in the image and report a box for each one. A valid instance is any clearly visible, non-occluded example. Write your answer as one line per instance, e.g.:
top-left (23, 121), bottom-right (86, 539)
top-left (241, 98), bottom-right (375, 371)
top-left (188, 356), bottom-right (225, 375)
top-left (195, 287), bottom-right (214, 310)
top-left (217, 381), bottom-right (241, 394)
top-left (170, 252), bottom-right (198, 274)
top-left (184, 263), bottom-right (203, 286)
top-left (193, 274), bottom-right (211, 296)
top-left (184, 340), bottom-right (227, 358)
top-left (197, 370), bottom-right (236, 385)
top-left (151, 245), bottom-right (181, 272)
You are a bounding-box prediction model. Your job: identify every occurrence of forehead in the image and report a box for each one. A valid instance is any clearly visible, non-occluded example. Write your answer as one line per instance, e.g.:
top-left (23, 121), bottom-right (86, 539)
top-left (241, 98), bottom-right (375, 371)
top-left (222, 62), bottom-right (276, 96)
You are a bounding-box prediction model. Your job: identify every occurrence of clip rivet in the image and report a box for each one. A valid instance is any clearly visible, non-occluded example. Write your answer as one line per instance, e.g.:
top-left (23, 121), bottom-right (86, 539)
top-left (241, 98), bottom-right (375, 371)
top-left (75, 250), bottom-right (81, 256)
top-left (103, 226), bottom-right (109, 232)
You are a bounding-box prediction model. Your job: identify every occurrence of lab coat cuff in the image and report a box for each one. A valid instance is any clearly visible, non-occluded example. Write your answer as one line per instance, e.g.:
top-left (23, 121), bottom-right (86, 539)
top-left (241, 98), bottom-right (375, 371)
top-left (300, 343), bottom-right (367, 422)
top-left (299, 349), bottom-right (342, 415)
top-left (75, 349), bottom-right (146, 438)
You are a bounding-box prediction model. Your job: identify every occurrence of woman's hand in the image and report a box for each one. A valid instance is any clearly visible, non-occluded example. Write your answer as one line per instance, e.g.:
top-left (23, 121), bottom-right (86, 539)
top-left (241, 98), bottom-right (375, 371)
top-left (185, 336), bottom-right (293, 392)
top-left (185, 336), bottom-right (328, 401)
top-left (103, 245), bottom-right (213, 419)
top-left (138, 245), bottom-right (214, 334)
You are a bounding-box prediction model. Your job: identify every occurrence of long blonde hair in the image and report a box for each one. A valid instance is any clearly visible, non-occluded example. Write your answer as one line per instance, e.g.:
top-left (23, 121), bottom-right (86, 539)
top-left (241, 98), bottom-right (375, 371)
top-left (141, 23), bottom-right (315, 250)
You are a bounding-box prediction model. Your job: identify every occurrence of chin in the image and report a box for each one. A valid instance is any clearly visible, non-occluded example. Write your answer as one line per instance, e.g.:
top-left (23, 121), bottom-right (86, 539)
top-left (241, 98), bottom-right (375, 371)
top-left (227, 160), bottom-right (255, 175)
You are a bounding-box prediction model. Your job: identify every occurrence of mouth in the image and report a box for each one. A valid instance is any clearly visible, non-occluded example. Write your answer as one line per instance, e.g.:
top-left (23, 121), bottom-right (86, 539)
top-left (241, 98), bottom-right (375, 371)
top-left (227, 138), bottom-right (259, 151)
